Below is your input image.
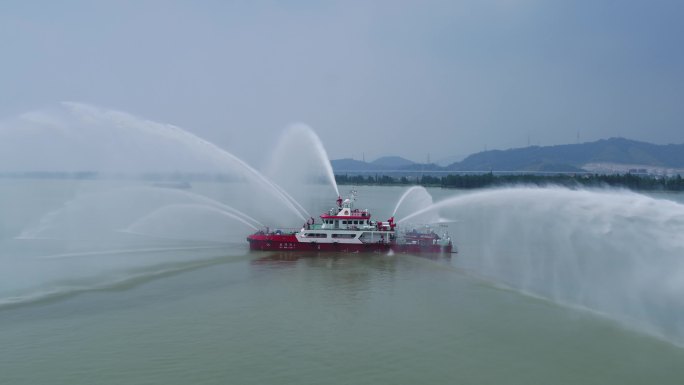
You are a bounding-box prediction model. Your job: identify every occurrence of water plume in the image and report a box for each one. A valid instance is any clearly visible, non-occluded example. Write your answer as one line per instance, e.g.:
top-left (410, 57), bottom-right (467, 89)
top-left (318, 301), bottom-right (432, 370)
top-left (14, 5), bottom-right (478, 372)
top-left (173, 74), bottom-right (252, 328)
top-left (124, 203), bottom-right (258, 242)
top-left (0, 104), bottom-right (349, 306)
top-left (402, 186), bottom-right (684, 344)
top-left (148, 187), bottom-right (264, 229)
top-left (0, 102), bottom-right (307, 222)
top-left (17, 186), bottom-right (260, 240)
top-left (264, 123), bottom-right (339, 214)
top-left (393, 186), bottom-right (434, 218)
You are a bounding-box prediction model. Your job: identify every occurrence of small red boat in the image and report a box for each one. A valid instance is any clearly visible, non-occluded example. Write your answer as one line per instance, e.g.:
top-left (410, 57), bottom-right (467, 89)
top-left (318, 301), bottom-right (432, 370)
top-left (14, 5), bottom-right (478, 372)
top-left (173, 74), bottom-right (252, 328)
top-left (247, 193), bottom-right (453, 254)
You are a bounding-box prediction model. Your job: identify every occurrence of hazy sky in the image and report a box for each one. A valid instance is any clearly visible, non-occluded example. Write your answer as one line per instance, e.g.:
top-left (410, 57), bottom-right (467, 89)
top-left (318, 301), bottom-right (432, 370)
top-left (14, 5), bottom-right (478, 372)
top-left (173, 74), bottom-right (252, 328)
top-left (1, 0), bottom-right (683, 165)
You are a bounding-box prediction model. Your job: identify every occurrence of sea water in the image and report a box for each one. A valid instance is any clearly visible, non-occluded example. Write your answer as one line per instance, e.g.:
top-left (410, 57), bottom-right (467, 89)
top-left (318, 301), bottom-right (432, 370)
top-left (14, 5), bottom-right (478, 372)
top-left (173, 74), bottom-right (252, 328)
top-left (1, 181), bottom-right (684, 385)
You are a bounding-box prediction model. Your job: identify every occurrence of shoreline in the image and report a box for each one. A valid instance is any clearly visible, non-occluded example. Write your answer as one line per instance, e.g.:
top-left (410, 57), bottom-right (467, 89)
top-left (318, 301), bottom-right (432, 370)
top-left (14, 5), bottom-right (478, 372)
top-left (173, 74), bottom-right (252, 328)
top-left (336, 173), bottom-right (684, 192)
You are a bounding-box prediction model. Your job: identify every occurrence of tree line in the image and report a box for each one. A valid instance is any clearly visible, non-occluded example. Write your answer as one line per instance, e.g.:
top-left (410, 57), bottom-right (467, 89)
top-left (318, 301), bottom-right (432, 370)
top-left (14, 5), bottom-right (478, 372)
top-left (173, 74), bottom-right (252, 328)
top-left (335, 173), bottom-right (684, 191)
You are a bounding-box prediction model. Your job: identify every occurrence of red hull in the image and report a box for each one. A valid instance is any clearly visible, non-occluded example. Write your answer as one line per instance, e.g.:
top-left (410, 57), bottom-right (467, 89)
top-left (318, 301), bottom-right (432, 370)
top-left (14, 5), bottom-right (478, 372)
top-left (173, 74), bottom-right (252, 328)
top-left (247, 234), bottom-right (453, 254)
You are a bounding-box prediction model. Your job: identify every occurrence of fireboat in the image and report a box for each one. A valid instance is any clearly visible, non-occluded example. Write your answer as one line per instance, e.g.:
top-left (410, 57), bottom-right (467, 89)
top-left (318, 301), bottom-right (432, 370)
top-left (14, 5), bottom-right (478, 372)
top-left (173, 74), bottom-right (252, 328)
top-left (247, 192), bottom-right (453, 254)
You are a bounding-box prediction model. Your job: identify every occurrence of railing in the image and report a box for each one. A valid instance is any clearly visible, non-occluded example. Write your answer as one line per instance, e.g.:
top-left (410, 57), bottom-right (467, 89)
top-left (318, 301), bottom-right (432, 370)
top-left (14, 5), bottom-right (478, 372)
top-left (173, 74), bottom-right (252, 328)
top-left (255, 227), bottom-right (301, 235)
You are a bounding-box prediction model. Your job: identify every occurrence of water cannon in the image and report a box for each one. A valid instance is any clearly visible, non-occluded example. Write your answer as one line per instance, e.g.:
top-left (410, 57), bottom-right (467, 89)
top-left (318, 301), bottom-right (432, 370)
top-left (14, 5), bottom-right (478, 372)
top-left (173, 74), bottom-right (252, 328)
top-left (378, 218), bottom-right (396, 231)
top-left (336, 196), bottom-right (343, 208)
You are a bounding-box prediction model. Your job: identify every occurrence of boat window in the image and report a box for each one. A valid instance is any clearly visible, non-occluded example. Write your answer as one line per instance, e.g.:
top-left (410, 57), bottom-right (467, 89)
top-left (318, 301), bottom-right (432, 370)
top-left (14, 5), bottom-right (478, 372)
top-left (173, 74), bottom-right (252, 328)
top-left (332, 233), bottom-right (356, 239)
top-left (306, 233), bottom-right (327, 238)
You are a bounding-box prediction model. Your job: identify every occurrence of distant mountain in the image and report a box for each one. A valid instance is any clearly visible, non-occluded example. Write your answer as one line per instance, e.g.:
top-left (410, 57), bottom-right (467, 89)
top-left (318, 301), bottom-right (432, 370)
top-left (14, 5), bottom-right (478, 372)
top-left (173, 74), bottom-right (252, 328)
top-left (448, 138), bottom-right (684, 171)
top-left (370, 156), bottom-right (415, 169)
top-left (330, 158), bottom-right (375, 171)
top-left (434, 154), bottom-right (467, 167)
top-left (399, 163), bottom-right (444, 171)
top-left (331, 138), bottom-right (684, 174)
top-left (331, 156), bottom-right (415, 171)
